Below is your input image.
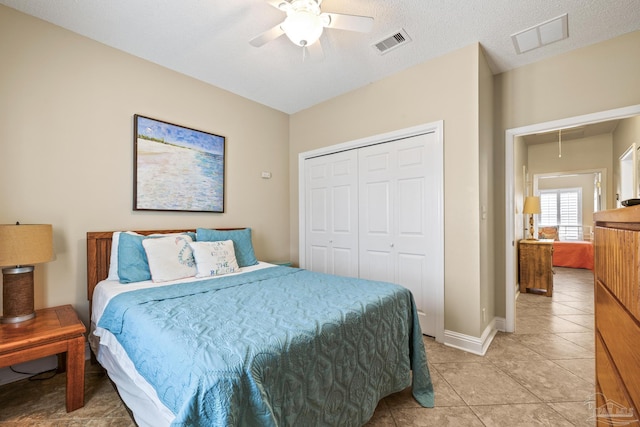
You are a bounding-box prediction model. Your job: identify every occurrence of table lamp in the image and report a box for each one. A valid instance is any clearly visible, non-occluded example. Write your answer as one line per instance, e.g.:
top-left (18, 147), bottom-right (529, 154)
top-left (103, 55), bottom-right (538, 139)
top-left (0, 223), bottom-right (53, 323)
top-left (522, 196), bottom-right (541, 240)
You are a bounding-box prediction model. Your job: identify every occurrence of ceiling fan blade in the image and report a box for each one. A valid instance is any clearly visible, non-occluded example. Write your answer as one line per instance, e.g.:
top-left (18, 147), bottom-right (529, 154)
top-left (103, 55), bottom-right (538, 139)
top-left (266, 0), bottom-right (290, 11)
top-left (323, 13), bottom-right (374, 33)
top-left (249, 24), bottom-right (285, 47)
top-left (305, 40), bottom-right (325, 62)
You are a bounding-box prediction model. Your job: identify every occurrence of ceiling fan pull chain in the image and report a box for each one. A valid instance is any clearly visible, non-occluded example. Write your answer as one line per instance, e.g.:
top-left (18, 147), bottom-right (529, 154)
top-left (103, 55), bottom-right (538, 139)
top-left (558, 128), bottom-right (562, 158)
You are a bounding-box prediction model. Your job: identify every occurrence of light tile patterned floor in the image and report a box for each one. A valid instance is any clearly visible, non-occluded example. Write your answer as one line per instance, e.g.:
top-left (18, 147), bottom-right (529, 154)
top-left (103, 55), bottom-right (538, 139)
top-left (0, 268), bottom-right (595, 426)
top-left (366, 267), bottom-right (596, 427)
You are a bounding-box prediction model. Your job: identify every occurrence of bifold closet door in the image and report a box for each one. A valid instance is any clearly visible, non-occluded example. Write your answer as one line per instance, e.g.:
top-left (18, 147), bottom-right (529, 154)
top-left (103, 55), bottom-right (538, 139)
top-left (358, 133), bottom-right (439, 337)
top-left (305, 150), bottom-right (359, 278)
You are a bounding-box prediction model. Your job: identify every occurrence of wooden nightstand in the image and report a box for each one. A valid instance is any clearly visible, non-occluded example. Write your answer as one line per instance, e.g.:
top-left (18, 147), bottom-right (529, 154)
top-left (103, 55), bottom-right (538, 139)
top-left (519, 239), bottom-right (554, 297)
top-left (0, 304), bottom-right (86, 412)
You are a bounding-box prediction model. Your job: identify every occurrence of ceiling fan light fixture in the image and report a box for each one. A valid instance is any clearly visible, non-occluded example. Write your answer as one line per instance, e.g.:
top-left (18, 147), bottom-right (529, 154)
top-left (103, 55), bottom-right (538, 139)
top-left (282, 10), bottom-right (324, 46)
top-left (250, 0), bottom-right (373, 53)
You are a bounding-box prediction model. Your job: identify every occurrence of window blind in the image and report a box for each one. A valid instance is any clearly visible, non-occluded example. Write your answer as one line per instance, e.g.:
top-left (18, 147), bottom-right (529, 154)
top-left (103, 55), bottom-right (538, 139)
top-left (539, 188), bottom-right (582, 240)
top-left (540, 193), bottom-right (558, 225)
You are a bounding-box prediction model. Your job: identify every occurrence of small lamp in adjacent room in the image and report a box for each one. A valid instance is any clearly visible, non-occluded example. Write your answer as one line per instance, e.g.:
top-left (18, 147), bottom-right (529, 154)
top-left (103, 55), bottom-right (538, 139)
top-left (0, 223), bottom-right (53, 323)
top-left (522, 196), bottom-right (541, 240)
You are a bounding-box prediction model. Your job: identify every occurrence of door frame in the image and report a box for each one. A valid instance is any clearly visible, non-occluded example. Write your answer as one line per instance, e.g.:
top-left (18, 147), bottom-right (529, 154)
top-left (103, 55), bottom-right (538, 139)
top-left (298, 120), bottom-right (445, 342)
top-left (619, 143), bottom-right (638, 204)
top-left (504, 104), bottom-right (640, 332)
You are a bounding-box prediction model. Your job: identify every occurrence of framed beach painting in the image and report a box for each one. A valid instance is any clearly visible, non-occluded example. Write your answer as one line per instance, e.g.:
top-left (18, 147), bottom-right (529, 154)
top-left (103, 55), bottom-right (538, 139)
top-left (133, 115), bottom-right (225, 212)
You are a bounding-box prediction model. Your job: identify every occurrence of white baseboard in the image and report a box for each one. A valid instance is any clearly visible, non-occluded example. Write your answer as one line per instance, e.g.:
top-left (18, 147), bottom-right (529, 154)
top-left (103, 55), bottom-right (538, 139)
top-left (443, 317), bottom-right (499, 356)
top-left (0, 343), bottom-right (92, 386)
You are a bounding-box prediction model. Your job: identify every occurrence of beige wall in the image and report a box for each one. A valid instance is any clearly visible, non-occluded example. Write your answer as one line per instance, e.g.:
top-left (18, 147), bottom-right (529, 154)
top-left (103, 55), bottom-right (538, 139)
top-left (0, 6), bottom-right (290, 327)
top-left (528, 134), bottom-right (613, 177)
top-left (290, 44), bottom-right (485, 337)
top-left (528, 133), bottom-right (614, 215)
top-left (514, 137), bottom-right (529, 232)
top-left (494, 30), bottom-right (640, 318)
top-left (479, 48), bottom-right (495, 332)
top-left (512, 136), bottom-right (528, 289)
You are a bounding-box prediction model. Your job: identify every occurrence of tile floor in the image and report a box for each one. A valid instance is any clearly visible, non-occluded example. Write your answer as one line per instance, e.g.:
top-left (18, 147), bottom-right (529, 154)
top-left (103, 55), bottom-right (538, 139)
top-left (0, 267), bottom-right (596, 426)
top-left (367, 267), bottom-right (596, 427)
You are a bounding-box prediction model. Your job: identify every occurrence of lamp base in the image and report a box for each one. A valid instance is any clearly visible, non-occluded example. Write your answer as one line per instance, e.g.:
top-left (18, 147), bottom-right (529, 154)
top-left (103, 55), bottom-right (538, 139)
top-left (528, 214), bottom-right (537, 240)
top-left (2, 266), bottom-right (36, 324)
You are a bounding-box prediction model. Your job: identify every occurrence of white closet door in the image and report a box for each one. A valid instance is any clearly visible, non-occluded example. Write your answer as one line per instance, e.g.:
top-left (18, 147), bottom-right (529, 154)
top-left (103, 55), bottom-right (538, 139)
top-left (358, 145), bottom-right (395, 282)
top-left (359, 133), bottom-right (439, 336)
top-left (305, 150), bottom-right (359, 278)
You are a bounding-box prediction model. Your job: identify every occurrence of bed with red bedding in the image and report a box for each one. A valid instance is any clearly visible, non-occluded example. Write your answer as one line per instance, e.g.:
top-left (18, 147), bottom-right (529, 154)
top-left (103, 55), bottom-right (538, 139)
top-left (552, 241), bottom-right (594, 270)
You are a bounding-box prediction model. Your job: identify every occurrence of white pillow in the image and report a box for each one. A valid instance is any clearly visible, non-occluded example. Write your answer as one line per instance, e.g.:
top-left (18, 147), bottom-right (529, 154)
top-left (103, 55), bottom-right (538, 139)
top-left (107, 231), bottom-right (189, 281)
top-left (107, 232), bottom-right (122, 281)
top-left (189, 240), bottom-right (239, 278)
top-left (142, 235), bottom-right (196, 282)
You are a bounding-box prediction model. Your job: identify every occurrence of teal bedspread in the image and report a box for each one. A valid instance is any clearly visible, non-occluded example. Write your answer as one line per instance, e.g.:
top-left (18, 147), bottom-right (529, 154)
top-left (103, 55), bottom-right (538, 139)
top-left (98, 266), bottom-right (434, 426)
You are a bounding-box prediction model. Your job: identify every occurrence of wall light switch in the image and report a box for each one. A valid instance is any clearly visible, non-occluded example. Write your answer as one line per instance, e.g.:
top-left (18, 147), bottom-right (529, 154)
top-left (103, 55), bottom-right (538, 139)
top-left (261, 171), bottom-right (272, 179)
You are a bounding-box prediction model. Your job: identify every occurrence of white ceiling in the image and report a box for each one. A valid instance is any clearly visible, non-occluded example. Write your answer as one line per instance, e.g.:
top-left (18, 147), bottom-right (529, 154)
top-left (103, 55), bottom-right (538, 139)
top-left (2, 0), bottom-right (640, 114)
top-left (522, 120), bottom-right (620, 145)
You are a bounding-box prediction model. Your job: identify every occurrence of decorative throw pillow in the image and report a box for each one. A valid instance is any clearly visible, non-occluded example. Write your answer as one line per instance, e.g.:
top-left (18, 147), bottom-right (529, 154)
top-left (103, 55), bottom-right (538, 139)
top-left (538, 226), bottom-right (559, 240)
top-left (118, 232), bottom-right (153, 283)
top-left (142, 235), bottom-right (197, 282)
top-left (195, 228), bottom-right (258, 267)
top-left (116, 232), bottom-right (196, 283)
top-left (189, 240), bottom-right (239, 277)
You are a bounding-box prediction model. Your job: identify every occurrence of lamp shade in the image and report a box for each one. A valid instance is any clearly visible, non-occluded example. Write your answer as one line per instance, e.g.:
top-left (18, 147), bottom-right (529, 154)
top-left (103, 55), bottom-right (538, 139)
top-left (522, 196), bottom-right (541, 215)
top-left (0, 224), bottom-right (53, 267)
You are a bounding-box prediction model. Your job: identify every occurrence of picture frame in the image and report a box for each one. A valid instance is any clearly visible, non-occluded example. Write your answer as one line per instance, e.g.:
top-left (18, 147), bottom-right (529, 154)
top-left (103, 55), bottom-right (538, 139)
top-left (133, 114), bottom-right (225, 213)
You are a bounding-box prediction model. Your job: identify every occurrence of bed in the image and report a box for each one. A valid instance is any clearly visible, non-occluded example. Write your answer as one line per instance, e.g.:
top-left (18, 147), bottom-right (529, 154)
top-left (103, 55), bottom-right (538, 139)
top-left (552, 241), bottom-right (594, 270)
top-left (538, 226), bottom-right (594, 270)
top-left (87, 228), bottom-right (434, 426)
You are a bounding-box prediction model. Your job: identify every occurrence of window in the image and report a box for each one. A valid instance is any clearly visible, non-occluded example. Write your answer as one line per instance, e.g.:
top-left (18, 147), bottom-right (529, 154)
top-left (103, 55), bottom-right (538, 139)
top-left (539, 188), bottom-right (582, 240)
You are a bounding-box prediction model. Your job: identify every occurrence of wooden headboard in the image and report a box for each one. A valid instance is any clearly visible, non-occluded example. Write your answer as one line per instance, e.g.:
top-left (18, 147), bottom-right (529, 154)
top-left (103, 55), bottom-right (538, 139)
top-left (86, 228), bottom-right (247, 306)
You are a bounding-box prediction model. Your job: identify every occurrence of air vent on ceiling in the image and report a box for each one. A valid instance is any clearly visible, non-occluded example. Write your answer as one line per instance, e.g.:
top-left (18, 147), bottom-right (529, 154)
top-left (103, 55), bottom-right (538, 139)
top-left (511, 14), bottom-right (569, 54)
top-left (372, 29), bottom-right (411, 55)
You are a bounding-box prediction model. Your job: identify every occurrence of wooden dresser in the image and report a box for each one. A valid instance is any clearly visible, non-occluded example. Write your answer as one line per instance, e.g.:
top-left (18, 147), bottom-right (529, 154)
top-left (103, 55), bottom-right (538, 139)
top-left (519, 239), bottom-right (554, 297)
top-left (593, 206), bottom-right (640, 425)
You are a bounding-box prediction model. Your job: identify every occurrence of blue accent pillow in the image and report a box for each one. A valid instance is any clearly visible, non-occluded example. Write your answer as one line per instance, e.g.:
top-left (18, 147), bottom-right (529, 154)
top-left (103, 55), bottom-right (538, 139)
top-left (118, 232), bottom-right (197, 283)
top-left (196, 228), bottom-right (258, 267)
top-left (118, 233), bottom-right (151, 283)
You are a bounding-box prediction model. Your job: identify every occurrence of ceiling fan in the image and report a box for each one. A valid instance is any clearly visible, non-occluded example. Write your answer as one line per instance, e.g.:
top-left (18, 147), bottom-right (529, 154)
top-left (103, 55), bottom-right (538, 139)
top-left (249, 0), bottom-right (374, 57)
